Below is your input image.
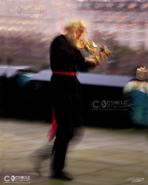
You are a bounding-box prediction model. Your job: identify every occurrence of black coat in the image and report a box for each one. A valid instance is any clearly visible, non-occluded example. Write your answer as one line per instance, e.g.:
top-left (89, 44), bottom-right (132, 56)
top-left (50, 34), bottom-right (92, 72)
top-left (49, 34), bottom-right (89, 128)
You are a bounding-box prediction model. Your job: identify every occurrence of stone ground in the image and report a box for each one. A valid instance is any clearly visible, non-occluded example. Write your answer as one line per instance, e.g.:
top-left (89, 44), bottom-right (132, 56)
top-left (0, 119), bottom-right (147, 185)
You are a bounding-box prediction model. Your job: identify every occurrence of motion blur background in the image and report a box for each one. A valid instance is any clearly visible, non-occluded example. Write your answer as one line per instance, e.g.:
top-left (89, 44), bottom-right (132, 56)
top-left (0, 0), bottom-right (147, 74)
top-left (0, 0), bottom-right (147, 127)
top-left (0, 2), bottom-right (147, 184)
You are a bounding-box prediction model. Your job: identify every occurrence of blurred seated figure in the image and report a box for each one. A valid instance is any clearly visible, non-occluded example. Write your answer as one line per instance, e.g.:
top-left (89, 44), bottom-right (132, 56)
top-left (124, 66), bottom-right (148, 127)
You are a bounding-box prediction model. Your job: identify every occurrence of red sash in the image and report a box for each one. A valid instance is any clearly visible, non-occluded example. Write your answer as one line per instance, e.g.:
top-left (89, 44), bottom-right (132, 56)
top-left (52, 71), bottom-right (76, 76)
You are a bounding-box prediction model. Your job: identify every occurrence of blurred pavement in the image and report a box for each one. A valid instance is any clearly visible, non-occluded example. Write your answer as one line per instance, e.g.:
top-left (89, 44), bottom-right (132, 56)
top-left (0, 119), bottom-right (147, 185)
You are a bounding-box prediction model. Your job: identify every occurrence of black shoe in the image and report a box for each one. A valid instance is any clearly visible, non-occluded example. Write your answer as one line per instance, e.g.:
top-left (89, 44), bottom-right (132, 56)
top-left (50, 171), bottom-right (73, 181)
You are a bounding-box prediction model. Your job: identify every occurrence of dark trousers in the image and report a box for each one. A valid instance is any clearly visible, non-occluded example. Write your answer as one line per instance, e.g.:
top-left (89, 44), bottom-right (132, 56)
top-left (50, 75), bottom-right (82, 173)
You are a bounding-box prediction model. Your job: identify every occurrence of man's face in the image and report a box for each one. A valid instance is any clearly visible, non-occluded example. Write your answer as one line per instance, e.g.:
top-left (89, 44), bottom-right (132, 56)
top-left (76, 28), bottom-right (85, 39)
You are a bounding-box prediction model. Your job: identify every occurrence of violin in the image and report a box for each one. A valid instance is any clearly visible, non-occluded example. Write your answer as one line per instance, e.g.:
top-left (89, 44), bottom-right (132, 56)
top-left (76, 39), bottom-right (111, 64)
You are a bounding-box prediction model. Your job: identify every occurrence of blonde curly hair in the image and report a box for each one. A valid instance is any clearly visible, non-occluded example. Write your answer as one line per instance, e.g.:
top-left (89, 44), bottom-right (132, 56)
top-left (64, 20), bottom-right (86, 33)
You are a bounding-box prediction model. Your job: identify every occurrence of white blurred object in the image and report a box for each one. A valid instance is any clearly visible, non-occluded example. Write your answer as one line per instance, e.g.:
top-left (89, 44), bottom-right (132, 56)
top-left (127, 177), bottom-right (144, 183)
top-left (0, 65), bottom-right (30, 77)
